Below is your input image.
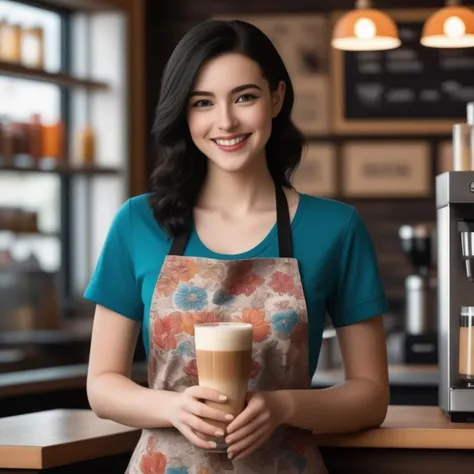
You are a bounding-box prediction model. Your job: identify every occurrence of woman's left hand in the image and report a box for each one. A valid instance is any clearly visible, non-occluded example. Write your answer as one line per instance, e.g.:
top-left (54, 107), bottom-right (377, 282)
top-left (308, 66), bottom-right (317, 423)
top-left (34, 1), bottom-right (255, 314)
top-left (225, 391), bottom-right (289, 461)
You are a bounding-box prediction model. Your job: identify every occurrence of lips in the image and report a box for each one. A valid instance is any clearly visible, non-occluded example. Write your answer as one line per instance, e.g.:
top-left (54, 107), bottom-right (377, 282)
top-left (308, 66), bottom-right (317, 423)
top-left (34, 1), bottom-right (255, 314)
top-left (212, 133), bottom-right (251, 152)
top-left (212, 134), bottom-right (250, 146)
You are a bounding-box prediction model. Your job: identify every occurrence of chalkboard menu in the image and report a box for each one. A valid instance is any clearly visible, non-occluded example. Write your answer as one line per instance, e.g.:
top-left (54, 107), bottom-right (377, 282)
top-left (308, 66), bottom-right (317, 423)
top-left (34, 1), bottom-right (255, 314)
top-left (332, 9), bottom-right (474, 134)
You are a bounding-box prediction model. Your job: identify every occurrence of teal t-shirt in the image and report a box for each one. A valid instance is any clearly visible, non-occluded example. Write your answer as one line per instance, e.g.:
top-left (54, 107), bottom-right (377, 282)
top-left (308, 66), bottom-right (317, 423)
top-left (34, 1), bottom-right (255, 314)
top-left (84, 193), bottom-right (389, 376)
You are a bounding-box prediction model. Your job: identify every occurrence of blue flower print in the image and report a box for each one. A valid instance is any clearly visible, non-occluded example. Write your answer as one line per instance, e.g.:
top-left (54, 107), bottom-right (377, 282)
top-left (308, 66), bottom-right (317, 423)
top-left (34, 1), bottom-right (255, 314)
top-left (271, 310), bottom-right (298, 335)
top-left (174, 284), bottom-right (208, 311)
top-left (176, 340), bottom-right (195, 357)
top-left (166, 468), bottom-right (188, 474)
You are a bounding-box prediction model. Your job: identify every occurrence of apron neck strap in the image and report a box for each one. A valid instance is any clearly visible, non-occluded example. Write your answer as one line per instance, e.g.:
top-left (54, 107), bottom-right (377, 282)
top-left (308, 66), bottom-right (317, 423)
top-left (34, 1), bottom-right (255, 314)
top-left (168, 186), bottom-right (293, 258)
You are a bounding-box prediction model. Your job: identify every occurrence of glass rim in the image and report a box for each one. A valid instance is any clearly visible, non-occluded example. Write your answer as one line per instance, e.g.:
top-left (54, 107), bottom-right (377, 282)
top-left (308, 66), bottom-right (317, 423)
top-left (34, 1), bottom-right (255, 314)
top-left (194, 322), bottom-right (253, 328)
top-left (461, 306), bottom-right (474, 317)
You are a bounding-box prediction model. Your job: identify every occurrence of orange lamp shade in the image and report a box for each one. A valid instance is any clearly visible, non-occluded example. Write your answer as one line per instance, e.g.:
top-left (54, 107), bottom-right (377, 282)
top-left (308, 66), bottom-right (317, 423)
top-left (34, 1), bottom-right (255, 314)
top-left (332, 8), bottom-right (401, 51)
top-left (421, 6), bottom-right (474, 48)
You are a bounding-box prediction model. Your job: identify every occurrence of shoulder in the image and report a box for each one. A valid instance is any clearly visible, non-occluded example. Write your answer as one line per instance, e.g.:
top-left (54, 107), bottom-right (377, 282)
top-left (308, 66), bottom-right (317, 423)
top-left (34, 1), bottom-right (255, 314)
top-left (128, 193), bottom-right (153, 217)
top-left (113, 193), bottom-right (170, 243)
top-left (297, 193), bottom-right (358, 234)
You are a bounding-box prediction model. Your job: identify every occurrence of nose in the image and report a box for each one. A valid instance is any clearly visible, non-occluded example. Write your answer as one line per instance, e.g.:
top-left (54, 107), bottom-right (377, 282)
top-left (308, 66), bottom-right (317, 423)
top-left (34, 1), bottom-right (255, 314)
top-left (216, 103), bottom-right (238, 131)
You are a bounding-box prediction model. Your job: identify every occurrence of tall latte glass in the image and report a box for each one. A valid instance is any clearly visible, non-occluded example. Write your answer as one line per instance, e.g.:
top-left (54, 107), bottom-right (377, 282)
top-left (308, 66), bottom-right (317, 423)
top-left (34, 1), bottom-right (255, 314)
top-left (194, 322), bottom-right (253, 451)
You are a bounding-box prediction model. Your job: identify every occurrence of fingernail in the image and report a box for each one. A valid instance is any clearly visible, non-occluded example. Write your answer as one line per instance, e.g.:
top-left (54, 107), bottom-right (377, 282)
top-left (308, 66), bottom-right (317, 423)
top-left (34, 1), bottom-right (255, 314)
top-left (228, 451), bottom-right (233, 459)
top-left (215, 430), bottom-right (224, 437)
top-left (208, 441), bottom-right (217, 449)
top-left (219, 395), bottom-right (227, 401)
top-left (225, 414), bottom-right (234, 420)
top-left (225, 436), bottom-right (232, 443)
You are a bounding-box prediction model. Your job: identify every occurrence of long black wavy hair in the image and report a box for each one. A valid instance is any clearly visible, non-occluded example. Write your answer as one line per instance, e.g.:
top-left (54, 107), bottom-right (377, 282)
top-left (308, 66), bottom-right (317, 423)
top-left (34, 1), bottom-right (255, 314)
top-left (149, 19), bottom-right (305, 238)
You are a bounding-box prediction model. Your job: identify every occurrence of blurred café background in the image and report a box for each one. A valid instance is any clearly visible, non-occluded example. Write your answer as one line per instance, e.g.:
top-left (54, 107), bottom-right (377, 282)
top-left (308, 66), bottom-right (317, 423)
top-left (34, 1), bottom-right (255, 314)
top-left (1, 0), bottom-right (474, 418)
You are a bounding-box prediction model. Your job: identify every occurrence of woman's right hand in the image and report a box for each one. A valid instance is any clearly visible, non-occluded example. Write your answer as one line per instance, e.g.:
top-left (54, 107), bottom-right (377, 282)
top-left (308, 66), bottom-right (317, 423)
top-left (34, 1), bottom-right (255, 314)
top-left (169, 385), bottom-right (234, 449)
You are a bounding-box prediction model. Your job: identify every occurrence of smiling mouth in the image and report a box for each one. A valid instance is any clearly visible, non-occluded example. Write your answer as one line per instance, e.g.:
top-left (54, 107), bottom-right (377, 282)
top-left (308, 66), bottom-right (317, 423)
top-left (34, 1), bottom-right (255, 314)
top-left (212, 134), bottom-right (251, 147)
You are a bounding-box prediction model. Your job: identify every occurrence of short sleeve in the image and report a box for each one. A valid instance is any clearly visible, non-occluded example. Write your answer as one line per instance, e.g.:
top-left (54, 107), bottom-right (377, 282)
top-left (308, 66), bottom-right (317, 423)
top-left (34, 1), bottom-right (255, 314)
top-left (327, 208), bottom-right (389, 328)
top-left (84, 199), bottom-right (143, 321)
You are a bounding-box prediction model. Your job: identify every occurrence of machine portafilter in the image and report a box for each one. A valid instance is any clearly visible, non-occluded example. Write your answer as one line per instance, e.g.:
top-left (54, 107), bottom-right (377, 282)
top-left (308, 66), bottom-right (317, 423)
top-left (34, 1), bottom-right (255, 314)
top-left (458, 221), bottom-right (474, 281)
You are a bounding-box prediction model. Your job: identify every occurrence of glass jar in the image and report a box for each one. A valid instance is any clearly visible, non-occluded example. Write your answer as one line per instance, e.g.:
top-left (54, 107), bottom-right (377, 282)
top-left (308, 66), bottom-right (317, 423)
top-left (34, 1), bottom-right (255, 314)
top-left (459, 306), bottom-right (474, 387)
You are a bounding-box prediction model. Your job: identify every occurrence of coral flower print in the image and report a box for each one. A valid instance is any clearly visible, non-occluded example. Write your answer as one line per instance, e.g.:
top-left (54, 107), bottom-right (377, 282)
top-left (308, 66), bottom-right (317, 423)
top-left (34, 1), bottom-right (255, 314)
top-left (270, 271), bottom-right (295, 295)
top-left (162, 257), bottom-right (198, 282)
top-left (227, 273), bottom-right (264, 297)
top-left (181, 312), bottom-right (195, 336)
top-left (182, 312), bottom-right (220, 336)
top-left (183, 359), bottom-right (198, 378)
top-left (271, 310), bottom-right (298, 337)
top-left (140, 450), bottom-right (167, 474)
top-left (156, 275), bottom-right (178, 297)
top-left (174, 284), bottom-right (208, 311)
top-left (234, 308), bottom-right (271, 342)
top-left (153, 312), bottom-right (182, 350)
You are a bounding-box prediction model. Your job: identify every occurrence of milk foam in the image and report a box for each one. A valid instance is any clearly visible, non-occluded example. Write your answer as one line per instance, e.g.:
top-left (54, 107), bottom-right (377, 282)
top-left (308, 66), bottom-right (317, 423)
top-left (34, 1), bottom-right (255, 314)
top-left (194, 322), bottom-right (253, 351)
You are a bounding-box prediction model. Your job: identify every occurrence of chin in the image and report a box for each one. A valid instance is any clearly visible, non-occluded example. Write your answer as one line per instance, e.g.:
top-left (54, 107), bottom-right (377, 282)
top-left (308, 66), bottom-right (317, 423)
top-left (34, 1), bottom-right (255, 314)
top-left (209, 154), bottom-right (259, 174)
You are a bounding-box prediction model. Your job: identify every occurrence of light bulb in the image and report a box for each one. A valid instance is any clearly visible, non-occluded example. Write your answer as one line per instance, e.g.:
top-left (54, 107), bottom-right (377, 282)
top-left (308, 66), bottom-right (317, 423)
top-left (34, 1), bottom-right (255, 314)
top-left (443, 16), bottom-right (466, 38)
top-left (354, 17), bottom-right (376, 39)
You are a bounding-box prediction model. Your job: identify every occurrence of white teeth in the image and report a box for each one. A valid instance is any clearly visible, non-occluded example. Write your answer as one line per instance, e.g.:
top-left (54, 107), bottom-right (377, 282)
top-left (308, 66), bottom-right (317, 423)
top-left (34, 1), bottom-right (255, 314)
top-left (215, 135), bottom-right (248, 146)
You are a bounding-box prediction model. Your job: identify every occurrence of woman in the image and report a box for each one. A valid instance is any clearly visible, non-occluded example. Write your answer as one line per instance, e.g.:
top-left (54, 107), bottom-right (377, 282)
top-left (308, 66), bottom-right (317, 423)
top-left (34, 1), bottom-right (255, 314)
top-left (85, 19), bottom-right (390, 474)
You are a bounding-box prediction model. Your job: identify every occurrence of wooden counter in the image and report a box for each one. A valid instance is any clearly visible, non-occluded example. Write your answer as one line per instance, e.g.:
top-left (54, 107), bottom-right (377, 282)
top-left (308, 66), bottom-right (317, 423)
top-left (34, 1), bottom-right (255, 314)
top-left (314, 405), bottom-right (474, 450)
top-left (0, 409), bottom-right (139, 473)
top-left (1, 406), bottom-right (474, 473)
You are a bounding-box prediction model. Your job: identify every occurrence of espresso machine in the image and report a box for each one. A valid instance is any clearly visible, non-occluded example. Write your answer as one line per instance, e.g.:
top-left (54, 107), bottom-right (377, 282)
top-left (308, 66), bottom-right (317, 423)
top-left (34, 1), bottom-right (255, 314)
top-left (437, 103), bottom-right (474, 422)
top-left (398, 224), bottom-right (438, 364)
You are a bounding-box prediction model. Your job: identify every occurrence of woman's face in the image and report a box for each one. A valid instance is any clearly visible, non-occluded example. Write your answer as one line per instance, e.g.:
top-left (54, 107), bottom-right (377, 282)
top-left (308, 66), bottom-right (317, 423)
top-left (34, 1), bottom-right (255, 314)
top-left (187, 53), bottom-right (285, 174)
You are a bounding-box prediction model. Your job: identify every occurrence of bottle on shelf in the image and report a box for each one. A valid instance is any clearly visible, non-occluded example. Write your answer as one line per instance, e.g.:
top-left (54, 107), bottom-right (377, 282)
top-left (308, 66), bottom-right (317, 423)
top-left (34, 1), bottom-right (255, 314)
top-left (0, 116), bottom-right (14, 164)
top-left (78, 124), bottom-right (95, 166)
top-left (11, 120), bottom-right (30, 166)
top-left (21, 25), bottom-right (45, 69)
top-left (0, 19), bottom-right (22, 64)
top-left (29, 113), bottom-right (43, 162)
top-left (452, 102), bottom-right (474, 171)
top-left (42, 119), bottom-right (64, 165)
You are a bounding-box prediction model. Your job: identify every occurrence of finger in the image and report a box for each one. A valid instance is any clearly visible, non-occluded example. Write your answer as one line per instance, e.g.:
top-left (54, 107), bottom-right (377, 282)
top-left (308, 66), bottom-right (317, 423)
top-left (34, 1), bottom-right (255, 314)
top-left (187, 399), bottom-right (234, 423)
top-left (184, 413), bottom-right (226, 438)
top-left (226, 404), bottom-right (259, 434)
top-left (180, 425), bottom-right (218, 450)
top-left (226, 415), bottom-right (265, 445)
top-left (229, 426), bottom-right (269, 460)
top-left (189, 385), bottom-right (228, 403)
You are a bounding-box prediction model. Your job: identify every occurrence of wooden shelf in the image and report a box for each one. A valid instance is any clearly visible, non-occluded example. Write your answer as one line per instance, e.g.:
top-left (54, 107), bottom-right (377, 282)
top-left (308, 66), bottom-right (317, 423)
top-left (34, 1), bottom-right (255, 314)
top-left (35, 0), bottom-right (130, 11)
top-left (0, 61), bottom-right (109, 90)
top-left (0, 230), bottom-right (59, 238)
top-left (0, 163), bottom-right (121, 176)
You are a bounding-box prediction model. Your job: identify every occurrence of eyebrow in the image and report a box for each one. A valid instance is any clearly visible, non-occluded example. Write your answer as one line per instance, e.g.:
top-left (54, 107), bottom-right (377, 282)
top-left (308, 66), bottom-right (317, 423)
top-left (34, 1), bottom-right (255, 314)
top-left (189, 83), bottom-right (262, 98)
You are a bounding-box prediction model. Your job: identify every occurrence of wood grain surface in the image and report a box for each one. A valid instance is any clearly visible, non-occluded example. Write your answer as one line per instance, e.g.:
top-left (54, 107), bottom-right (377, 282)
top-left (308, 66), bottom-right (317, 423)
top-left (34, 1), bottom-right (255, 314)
top-left (0, 409), bottom-right (140, 469)
top-left (1, 406), bottom-right (474, 469)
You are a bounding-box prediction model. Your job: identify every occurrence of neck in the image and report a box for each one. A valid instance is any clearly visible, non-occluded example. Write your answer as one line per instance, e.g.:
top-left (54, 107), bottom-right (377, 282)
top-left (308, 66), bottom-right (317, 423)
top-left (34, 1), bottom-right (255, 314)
top-left (197, 156), bottom-right (277, 215)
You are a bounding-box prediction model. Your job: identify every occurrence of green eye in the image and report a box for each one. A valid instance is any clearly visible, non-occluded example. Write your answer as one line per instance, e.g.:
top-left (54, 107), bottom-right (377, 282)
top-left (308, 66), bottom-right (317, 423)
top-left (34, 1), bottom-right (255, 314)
top-left (237, 94), bottom-right (257, 103)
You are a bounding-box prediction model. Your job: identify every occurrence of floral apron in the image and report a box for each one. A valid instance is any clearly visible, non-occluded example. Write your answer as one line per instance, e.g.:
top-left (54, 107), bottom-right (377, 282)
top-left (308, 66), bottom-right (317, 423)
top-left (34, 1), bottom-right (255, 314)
top-left (125, 187), bottom-right (327, 474)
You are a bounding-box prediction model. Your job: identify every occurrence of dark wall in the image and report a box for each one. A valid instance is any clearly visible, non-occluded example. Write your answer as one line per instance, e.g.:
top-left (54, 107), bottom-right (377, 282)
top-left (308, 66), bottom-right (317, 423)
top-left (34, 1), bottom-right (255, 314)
top-left (144, 0), bottom-right (470, 321)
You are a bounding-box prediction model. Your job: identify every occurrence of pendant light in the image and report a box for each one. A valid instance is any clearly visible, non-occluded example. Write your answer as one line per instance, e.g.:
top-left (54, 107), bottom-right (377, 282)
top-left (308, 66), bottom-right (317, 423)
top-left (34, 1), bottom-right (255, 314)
top-left (331, 0), bottom-right (401, 51)
top-left (421, 0), bottom-right (474, 48)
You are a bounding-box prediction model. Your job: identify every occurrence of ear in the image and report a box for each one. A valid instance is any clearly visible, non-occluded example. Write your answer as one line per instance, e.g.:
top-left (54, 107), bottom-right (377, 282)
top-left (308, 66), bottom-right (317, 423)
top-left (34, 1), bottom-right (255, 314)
top-left (271, 81), bottom-right (286, 118)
